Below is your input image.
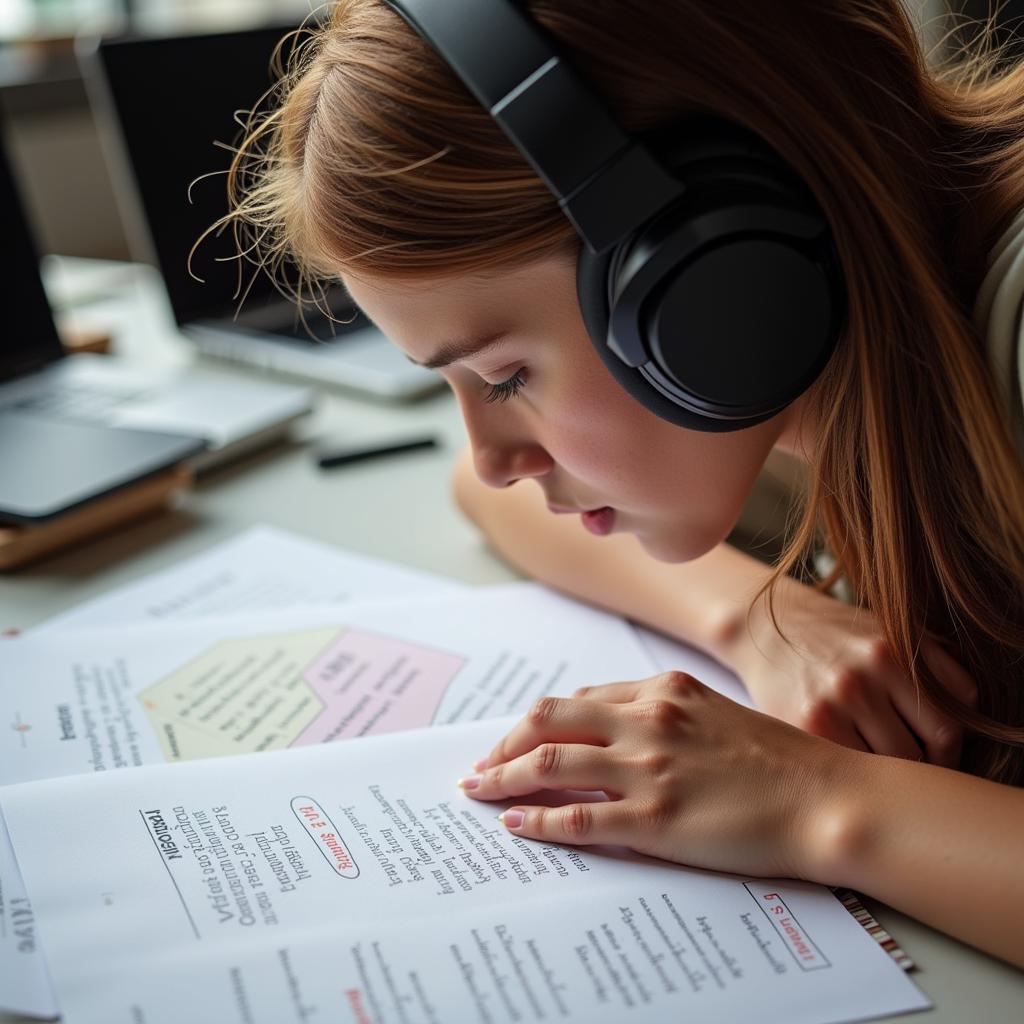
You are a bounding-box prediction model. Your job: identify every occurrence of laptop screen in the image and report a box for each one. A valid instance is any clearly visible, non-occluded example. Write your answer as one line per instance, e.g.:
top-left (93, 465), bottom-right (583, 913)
top-left (90, 25), bottom-right (308, 327)
top-left (0, 126), bottom-right (66, 383)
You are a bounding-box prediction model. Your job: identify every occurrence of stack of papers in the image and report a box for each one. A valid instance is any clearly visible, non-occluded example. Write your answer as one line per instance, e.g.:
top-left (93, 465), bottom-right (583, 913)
top-left (0, 527), bottom-right (928, 1023)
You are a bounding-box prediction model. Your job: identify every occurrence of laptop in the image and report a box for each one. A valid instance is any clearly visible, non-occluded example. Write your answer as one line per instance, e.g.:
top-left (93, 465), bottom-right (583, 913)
top-left (0, 122), bottom-right (312, 522)
top-left (80, 25), bottom-right (441, 401)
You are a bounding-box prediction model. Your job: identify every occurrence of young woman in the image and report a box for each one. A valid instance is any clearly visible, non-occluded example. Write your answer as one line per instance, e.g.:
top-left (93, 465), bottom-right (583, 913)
top-left (225, 0), bottom-right (1024, 965)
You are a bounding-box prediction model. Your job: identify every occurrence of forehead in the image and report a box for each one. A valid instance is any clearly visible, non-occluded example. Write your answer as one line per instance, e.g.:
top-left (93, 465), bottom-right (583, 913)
top-left (343, 256), bottom-right (568, 312)
top-left (342, 267), bottom-right (502, 319)
top-left (341, 255), bottom-right (579, 357)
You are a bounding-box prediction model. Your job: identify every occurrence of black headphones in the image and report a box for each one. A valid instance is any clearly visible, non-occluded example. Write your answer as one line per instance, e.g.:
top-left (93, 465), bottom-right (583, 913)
top-left (383, 0), bottom-right (846, 431)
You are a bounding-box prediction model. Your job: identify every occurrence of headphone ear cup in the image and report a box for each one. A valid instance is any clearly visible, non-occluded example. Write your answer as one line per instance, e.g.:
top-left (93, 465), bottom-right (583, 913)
top-left (576, 119), bottom-right (844, 432)
top-left (575, 241), bottom-right (778, 432)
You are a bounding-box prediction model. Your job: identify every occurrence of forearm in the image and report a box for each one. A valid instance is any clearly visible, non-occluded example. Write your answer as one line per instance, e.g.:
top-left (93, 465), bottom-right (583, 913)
top-left (452, 447), bottom-right (779, 666)
top-left (813, 753), bottom-right (1024, 967)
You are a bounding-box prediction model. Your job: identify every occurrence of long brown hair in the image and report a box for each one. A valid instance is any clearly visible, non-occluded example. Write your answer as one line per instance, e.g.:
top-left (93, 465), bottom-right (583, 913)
top-left (225, 0), bottom-right (1024, 783)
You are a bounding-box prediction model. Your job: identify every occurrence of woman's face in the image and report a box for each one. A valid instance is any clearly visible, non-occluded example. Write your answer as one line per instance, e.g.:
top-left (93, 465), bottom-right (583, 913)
top-left (342, 253), bottom-right (801, 563)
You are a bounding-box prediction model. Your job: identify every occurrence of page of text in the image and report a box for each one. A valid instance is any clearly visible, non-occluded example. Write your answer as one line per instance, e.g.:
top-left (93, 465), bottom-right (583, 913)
top-left (2, 719), bottom-right (928, 1024)
top-left (0, 585), bottom-right (652, 1017)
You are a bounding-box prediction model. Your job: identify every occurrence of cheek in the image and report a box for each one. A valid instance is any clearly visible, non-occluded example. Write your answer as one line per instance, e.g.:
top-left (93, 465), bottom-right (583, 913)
top-left (545, 370), bottom-right (770, 499)
top-left (632, 430), bottom-right (779, 562)
top-left (547, 376), bottom-right (782, 546)
top-left (529, 326), bottom-right (784, 551)
top-left (535, 387), bottom-right (636, 482)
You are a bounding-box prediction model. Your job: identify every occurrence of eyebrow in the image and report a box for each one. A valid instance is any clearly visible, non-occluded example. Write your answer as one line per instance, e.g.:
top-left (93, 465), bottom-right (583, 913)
top-left (409, 332), bottom-right (510, 370)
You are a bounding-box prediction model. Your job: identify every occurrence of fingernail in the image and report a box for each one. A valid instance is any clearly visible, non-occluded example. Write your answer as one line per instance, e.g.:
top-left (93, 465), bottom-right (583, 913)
top-left (472, 757), bottom-right (488, 772)
top-left (499, 809), bottom-right (524, 830)
top-left (457, 774), bottom-right (482, 790)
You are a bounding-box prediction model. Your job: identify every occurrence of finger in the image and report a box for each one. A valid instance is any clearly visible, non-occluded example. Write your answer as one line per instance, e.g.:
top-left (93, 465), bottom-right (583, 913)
top-left (920, 639), bottom-right (979, 709)
top-left (890, 686), bottom-right (963, 768)
top-left (477, 696), bottom-right (618, 771)
top-left (852, 698), bottom-right (924, 762)
top-left (498, 800), bottom-right (636, 847)
top-left (830, 666), bottom-right (925, 759)
top-left (572, 672), bottom-right (707, 703)
top-left (802, 700), bottom-right (871, 752)
top-left (571, 680), bottom-right (646, 703)
top-left (460, 743), bottom-right (619, 801)
top-left (829, 721), bottom-right (871, 754)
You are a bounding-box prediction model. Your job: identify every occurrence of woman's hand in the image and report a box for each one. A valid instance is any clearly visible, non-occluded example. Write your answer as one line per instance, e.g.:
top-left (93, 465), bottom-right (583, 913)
top-left (459, 672), bottom-right (857, 880)
top-left (717, 578), bottom-right (977, 766)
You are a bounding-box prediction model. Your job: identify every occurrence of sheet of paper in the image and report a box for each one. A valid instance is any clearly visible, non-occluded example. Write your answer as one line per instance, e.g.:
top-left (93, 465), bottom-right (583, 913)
top-left (36, 523), bottom-right (748, 711)
top-left (4, 586), bottom-right (653, 780)
top-left (0, 585), bottom-right (655, 1017)
top-left (6, 521), bottom-right (463, 1017)
top-left (0, 840), bottom-right (55, 1020)
top-left (36, 524), bottom-right (465, 633)
top-left (2, 718), bottom-right (929, 1024)
top-left (7, 523), bottom-right (750, 1017)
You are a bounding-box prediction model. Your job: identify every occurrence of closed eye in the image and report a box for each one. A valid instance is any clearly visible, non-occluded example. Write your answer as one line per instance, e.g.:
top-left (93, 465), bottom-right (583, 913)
top-left (483, 368), bottom-right (527, 404)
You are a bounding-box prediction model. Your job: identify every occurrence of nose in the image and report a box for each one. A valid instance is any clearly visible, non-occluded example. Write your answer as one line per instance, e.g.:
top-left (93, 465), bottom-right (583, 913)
top-left (460, 400), bottom-right (553, 489)
top-left (472, 438), bottom-right (553, 488)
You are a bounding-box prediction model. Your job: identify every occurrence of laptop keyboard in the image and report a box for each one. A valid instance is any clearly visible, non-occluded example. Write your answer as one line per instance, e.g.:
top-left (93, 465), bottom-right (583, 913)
top-left (11, 384), bottom-right (147, 422)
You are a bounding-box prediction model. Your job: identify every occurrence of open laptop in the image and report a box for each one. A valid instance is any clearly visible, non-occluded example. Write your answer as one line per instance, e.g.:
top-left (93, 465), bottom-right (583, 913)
top-left (80, 24), bottom-right (441, 401)
top-left (0, 134), bottom-right (204, 523)
top-left (0, 121), bottom-right (313, 522)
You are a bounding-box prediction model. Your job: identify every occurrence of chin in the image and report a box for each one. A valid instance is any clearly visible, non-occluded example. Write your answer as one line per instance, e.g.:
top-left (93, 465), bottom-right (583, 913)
top-left (634, 529), bottom-right (718, 564)
top-left (626, 512), bottom-right (733, 561)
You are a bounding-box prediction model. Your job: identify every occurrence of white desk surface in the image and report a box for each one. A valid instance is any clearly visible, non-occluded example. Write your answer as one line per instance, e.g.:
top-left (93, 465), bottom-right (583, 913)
top-left (0, 259), bottom-right (1020, 1022)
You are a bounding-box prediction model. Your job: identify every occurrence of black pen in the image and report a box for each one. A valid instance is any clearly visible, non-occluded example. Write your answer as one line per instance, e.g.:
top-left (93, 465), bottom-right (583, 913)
top-left (316, 435), bottom-right (439, 469)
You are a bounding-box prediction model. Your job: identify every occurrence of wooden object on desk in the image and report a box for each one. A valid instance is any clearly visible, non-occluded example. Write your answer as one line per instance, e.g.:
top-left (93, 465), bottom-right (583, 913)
top-left (59, 325), bottom-right (112, 356)
top-left (0, 466), bottom-right (192, 572)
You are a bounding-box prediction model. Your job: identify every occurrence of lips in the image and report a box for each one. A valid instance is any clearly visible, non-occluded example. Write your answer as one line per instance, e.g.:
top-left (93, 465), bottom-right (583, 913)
top-left (580, 507), bottom-right (616, 536)
top-left (546, 502), bottom-right (616, 536)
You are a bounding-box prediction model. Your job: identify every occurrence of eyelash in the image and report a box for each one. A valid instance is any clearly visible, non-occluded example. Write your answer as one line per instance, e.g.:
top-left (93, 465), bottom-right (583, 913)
top-left (483, 368), bottom-right (527, 404)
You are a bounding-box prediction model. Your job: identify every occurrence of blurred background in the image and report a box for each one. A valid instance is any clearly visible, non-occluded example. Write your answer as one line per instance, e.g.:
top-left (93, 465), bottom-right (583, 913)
top-left (0, 0), bottom-right (313, 260)
top-left (0, 0), bottom-right (1017, 262)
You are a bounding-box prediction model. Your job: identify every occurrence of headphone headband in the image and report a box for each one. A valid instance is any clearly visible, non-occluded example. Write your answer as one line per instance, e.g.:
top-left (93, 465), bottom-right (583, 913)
top-left (383, 0), bottom-right (683, 252)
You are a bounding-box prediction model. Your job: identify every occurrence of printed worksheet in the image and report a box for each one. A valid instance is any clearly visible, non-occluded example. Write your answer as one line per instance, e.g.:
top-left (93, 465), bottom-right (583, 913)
top-left (0, 584), bottom-right (654, 1018)
top-left (5, 586), bottom-right (652, 779)
top-left (2, 718), bottom-right (929, 1024)
top-left (36, 524), bottom-right (466, 633)
top-left (35, 525), bottom-right (751, 705)
top-left (2, 525), bottom-right (463, 1018)
top-left (3, 524), bottom-right (751, 1018)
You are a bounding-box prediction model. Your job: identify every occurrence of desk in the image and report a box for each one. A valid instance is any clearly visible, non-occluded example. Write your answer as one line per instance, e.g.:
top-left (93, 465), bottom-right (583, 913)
top-left (0, 261), bottom-right (1021, 1023)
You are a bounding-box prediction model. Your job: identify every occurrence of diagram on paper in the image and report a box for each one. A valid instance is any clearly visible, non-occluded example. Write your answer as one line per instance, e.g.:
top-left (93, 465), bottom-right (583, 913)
top-left (137, 628), bottom-right (466, 761)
